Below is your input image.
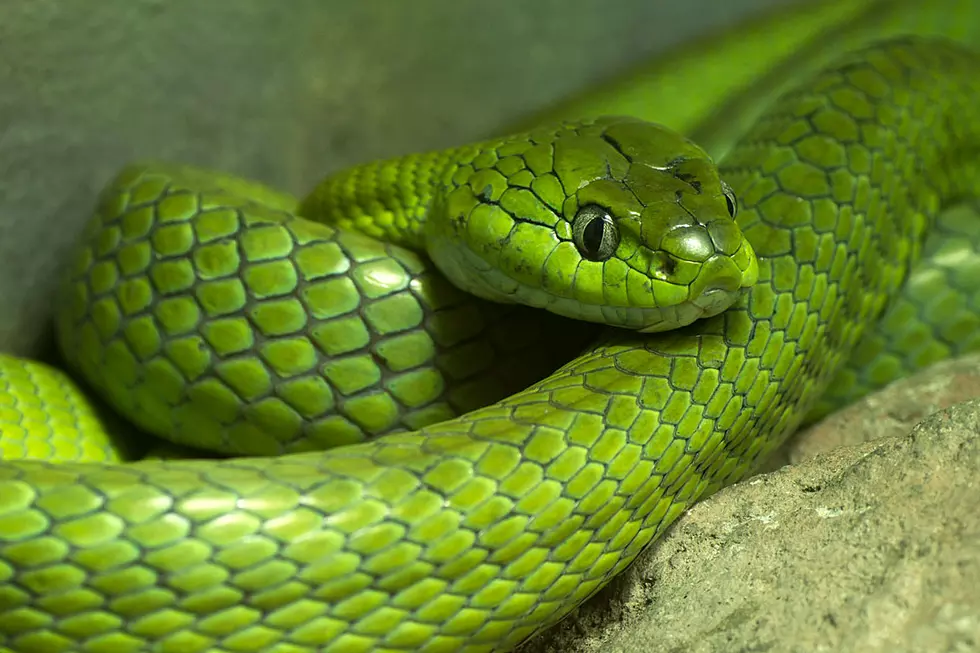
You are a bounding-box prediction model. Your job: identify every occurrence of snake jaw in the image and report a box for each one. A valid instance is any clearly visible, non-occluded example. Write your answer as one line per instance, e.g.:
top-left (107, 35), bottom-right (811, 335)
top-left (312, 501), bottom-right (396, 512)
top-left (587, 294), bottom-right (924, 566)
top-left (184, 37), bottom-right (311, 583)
top-left (692, 284), bottom-right (743, 315)
top-left (634, 243), bottom-right (758, 332)
top-left (429, 234), bottom-right (754, 331)
top-left (636, 287), bottom-right (743, 333)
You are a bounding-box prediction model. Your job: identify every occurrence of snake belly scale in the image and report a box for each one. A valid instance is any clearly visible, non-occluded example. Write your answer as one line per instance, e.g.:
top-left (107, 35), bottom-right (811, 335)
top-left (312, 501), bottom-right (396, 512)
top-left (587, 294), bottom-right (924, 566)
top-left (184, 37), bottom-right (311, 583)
top-left (1, 30), bottom-right (980, 653)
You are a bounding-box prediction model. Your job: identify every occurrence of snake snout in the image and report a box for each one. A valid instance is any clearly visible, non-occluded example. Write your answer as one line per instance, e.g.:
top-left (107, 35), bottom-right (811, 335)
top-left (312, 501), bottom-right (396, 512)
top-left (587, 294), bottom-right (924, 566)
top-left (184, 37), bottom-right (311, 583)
top-left (685, 253), bottom-right (751, 318)
top-left (701, 256), bottom-right (744, 290)
top-left (692, 275), bottom-right (741, 314)
top-left (701, 267), bottom-right (742, 294)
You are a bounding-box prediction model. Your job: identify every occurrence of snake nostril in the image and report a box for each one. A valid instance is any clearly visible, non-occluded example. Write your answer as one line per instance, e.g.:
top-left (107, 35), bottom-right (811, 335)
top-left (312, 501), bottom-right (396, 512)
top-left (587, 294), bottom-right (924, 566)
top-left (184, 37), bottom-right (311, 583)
top-left (650, 252), bottom-right (678, 280)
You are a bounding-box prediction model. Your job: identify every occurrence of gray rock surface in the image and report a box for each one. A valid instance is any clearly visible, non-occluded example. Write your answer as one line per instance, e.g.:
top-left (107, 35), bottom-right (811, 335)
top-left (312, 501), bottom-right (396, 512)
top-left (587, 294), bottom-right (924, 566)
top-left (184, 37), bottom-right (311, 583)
top-left (522, 354), bottom-right (980, 653)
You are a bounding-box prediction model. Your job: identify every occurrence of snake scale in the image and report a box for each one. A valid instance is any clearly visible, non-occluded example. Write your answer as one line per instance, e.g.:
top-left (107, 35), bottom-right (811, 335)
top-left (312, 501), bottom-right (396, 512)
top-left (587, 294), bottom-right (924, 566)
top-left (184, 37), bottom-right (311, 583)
top-left (3, 1), bottom-right (980, 652)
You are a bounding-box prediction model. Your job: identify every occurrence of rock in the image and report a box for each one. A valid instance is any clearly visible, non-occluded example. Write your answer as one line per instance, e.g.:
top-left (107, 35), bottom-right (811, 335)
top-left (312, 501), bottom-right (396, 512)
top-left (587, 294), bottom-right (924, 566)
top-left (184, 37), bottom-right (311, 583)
top-left (778, 353), bottom-right (980, 467)
top-left (521, 354), bottom-right (980, 653)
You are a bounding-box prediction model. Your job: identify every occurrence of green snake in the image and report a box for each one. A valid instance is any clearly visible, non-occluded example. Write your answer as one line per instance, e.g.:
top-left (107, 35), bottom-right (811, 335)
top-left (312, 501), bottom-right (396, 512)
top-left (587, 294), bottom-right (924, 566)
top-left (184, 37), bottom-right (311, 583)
top-left (4, 1), bottom-right (980, 652)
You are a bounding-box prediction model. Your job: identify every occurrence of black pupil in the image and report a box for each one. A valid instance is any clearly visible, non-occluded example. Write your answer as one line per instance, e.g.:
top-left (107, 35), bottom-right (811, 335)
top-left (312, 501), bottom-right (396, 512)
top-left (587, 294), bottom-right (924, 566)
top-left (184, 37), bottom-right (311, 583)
top-left (725, 194), bottom-right (736, 216)
top-left (582, 215), bottom-right (607, 253)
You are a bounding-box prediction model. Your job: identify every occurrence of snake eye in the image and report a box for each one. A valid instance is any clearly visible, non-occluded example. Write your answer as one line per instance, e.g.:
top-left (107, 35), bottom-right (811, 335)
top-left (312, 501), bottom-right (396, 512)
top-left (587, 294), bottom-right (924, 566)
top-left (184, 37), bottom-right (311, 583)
top-left (572, 204), bottom-right (620, 262)
top-left (721, 181), bottom-right (738, 218)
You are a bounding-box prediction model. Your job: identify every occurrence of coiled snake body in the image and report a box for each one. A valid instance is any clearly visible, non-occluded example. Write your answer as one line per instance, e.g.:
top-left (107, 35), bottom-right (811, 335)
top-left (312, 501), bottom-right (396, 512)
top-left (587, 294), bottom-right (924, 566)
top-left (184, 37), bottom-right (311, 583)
top-left (3, 7), bottom-right (980, 653)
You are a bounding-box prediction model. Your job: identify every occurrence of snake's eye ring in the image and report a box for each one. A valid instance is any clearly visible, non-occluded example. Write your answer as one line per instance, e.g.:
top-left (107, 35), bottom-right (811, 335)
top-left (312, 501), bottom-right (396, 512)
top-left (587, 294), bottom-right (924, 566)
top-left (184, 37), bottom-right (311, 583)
top-left (572, 204), bottom-right (620, 262)
top-left (721, 181), bottom-right (738, 218)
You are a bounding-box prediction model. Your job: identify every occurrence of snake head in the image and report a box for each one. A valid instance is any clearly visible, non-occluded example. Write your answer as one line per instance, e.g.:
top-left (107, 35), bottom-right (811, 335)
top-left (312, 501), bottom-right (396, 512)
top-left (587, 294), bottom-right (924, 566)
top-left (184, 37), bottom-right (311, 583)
top-left (425, 115), bottom-right (759, 331)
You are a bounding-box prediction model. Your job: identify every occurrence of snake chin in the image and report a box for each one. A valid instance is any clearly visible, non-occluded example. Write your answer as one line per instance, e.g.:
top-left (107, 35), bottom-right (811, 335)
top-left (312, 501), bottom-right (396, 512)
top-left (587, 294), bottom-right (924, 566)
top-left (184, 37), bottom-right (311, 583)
top-left (637, 287), bottom-right (741, 333)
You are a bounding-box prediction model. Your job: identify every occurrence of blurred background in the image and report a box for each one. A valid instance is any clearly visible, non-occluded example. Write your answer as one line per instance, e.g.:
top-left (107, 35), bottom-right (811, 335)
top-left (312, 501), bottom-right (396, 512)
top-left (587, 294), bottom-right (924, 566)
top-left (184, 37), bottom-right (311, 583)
top-left (0, 0), bottom-right (808, 356)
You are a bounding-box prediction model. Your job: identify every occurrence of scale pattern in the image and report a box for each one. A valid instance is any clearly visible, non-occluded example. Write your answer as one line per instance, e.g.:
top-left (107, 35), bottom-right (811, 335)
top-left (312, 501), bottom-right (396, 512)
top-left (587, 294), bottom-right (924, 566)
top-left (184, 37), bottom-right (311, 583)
top-left (54, 164), bottom-right (590, 456)
top-left (0, 355), bottom-right (121, 464)
top-left (1, 37), bottom-right (980, 653)
top-left (813, 199), bottom-right (980, 418)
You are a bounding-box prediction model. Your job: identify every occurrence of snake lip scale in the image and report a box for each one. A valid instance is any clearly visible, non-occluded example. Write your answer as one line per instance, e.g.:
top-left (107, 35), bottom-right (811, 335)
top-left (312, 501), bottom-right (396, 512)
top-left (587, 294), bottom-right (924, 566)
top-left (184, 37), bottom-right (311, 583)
top-left (637, 284), bottom-right (742, 333)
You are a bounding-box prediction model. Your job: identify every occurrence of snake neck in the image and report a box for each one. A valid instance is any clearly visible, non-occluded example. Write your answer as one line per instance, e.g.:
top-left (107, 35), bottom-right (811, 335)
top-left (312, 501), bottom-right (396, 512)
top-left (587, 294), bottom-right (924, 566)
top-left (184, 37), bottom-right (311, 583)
top-left (298, 144), bottom-right (483, 251)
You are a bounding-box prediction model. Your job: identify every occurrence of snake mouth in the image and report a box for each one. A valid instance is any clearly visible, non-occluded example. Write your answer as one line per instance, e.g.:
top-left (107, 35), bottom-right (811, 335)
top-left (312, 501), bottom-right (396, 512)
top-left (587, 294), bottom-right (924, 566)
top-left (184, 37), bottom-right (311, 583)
top-left (445, 248), bottom-right (745, 331)
top-left (539, 285), bottom-right (742, 333)
top-left (636, 286), bottom-right (742, 333)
